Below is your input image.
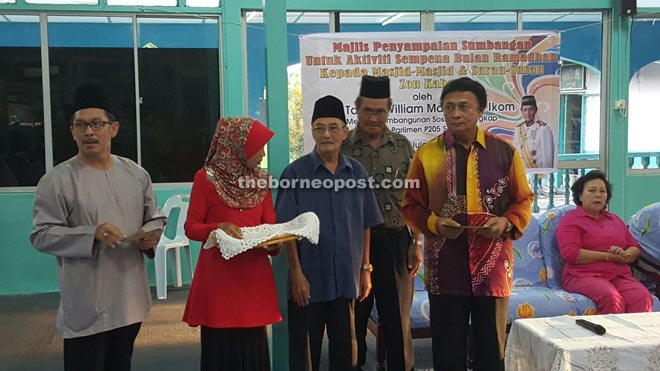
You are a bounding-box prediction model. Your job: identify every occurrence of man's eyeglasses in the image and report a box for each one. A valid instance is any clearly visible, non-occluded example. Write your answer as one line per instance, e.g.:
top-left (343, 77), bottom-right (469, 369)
top-left (70, 121), bottom-right (113, 132)
top-left (442, 104), bottom-right (474, 114)
top-left (312, 124), bottom-right (345, 134)
top-left (359, 108), bottom-right (388, 119)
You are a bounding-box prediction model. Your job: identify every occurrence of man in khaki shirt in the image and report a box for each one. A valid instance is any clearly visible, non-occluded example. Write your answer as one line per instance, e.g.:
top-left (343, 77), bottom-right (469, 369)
top-left (342, 75), bottom-right (421, 371)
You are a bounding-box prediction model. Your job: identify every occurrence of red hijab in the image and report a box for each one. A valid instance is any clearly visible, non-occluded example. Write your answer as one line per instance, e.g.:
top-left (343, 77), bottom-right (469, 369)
top-left (204, 117), bottom-right (274, 208)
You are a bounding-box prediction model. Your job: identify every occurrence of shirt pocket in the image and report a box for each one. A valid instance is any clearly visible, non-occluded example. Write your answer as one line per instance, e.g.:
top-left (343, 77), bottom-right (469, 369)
top-left (60, 258), bottom-right (101, 332)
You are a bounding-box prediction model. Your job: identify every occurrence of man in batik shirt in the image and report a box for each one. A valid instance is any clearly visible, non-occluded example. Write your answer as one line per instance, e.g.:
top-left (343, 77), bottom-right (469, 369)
top-left (402, 77), bottom-right (534, 371)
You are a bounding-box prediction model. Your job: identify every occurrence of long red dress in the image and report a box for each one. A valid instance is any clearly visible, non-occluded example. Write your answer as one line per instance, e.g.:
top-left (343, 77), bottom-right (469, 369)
top-left (182, 169), bottom-right (282, 328)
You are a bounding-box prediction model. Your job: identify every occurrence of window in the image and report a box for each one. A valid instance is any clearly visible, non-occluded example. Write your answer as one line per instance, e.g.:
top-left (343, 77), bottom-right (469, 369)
top-left (186, 0), bottom-right (219, 7)
top-left (628, 18), bottom-right (660, 170)
top-left (560, 63), bottom-right (586, 91)
top-left (246, 12), bottom-right (330, 162)
top-left (27, 0), bottom-right (96, 4)
top-left (137, 17), bottom-right (220, 182)
top-left (0, 15), bottom-right (44, 186)
top-left (48, 16), bottom-right (136, 166)
top-left (435, 12), bottom-right (516, 31)
top-left (0, 14), bottom-right (221, 187)
top-left (341, 12), bottom-right (420, 32)
top-left (108, 0), bottom-right (176, 5)
top-left (523, 12), bottom-right (603, 159)
top-left (639, 0), bottom-right (660, 7)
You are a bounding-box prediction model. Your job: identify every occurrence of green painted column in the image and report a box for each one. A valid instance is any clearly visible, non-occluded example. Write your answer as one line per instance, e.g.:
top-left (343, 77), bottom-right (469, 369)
top-left (220, 0), bottom-right (245, 116)
top-left (606, 10), bottom-right (631, 216)
top-left (263, 0), bottom-right (290, 370)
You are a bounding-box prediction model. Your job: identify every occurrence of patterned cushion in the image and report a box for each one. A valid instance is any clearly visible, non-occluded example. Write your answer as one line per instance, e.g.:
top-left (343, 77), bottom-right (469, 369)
top-left (371, 272), bottom-right (430, 330)
top-left (629, 202), bottom-right (660, 262)
top-left (411, 286), bottom-right (430, 330)
top-left (629, 202), bottom-right (660, 292)
top-left (507, 286), bottom-right (660, 324)
top-left (537, 205), bottom-right (577, 289)
top-left (412, 258), bottom-right (429, 329)
top-left (508, 286), bottom-right (598, 324)
top-left (512, 217), bottom-right (545, 287)
top-left (414, 269), bottom-right (426, 291)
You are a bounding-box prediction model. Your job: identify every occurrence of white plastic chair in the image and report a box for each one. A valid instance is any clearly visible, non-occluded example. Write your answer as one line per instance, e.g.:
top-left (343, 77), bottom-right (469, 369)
top-left (155, 194), bottom-right (192, 299)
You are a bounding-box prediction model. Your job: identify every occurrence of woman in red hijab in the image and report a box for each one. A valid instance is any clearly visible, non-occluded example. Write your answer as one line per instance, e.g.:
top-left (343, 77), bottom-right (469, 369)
top-left (183, 117), bottom-right (281, 371)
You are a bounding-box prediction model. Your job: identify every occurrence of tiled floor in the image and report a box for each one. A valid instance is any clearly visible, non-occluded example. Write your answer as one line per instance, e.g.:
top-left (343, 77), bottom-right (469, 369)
top-left (0, 287), bottom-right (435, 371)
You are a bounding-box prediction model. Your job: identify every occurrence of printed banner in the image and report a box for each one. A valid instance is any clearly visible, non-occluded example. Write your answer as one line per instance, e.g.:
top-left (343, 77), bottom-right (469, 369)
top-left (300, 31), bottom-right (560, 173)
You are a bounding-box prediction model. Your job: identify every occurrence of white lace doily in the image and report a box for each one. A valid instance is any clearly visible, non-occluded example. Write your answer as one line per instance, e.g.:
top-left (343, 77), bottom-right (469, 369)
top-left (204, 212), bottom-right (320, 259)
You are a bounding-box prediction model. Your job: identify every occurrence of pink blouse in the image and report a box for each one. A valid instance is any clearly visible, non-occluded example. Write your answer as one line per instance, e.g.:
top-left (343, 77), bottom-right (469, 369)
top-left (557, 206), bottom-right (640, 280)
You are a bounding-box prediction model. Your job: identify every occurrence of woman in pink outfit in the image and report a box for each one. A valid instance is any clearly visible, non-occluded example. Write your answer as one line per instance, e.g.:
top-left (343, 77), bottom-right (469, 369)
top-left (557, 170), bottom-right (652, 314)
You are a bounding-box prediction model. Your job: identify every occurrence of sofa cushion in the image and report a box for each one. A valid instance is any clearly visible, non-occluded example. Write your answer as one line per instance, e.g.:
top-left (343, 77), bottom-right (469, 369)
top-left (411, 286), bottom-right (430, 330)
top-left (629, 202), bottom-right (660, 261)
top-left (371, 272), bottom-right (430, 330)
top-left (508, 286), bottom-right (597, 324)
top-left (512, 216), bottom-right (545, 287)
top-left (508, 287), bottom-right (660, 325)
top-left (629, 202), bottom-right (660, 294)
top-left (537, 205), bottom-right (576, 289)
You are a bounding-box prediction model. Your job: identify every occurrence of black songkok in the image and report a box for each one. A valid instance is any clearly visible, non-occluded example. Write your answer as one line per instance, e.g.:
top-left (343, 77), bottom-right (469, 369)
top-left (521, 95), bottom-right (537, 107)
top-left (312, 95), bottom-right (346, 124)
top-left (359, 75), bottom-right (390, 99)
top-left (71, 84), bottom-right (110, 117)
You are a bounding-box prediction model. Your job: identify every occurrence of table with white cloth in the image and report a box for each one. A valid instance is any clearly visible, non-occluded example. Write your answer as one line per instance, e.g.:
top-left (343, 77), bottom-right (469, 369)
top-left (505, 312), bottom-right (660, 371)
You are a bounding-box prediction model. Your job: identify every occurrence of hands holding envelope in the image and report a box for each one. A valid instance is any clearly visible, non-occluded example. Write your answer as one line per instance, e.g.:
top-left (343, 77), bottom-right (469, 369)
top-left (435, 215), bottom-right (510, 239)
top-left (122, 228), bottom-right (163, 251)
top-left (477, 216), bottom-right (511, 238)
top-left (96, 223), bottom-right (163, 250)
top-left (435, 217), bottom-right (466, 239)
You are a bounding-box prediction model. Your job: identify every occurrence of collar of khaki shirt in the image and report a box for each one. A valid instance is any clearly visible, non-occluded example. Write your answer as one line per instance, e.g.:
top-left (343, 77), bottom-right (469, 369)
top-left (348, 126), bottom-right (396, 147)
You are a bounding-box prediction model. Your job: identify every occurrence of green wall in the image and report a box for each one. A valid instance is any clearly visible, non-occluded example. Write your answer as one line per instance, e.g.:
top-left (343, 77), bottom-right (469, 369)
top-left (0, 188), bottom-right (196, 296)
top-left (0, 192), bottom-right (57, 295)
top-left (623, 176), bottom-right (660, 219)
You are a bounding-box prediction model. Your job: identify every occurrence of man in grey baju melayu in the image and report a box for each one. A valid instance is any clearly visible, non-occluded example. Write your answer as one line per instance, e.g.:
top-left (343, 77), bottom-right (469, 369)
top-left (30, 85), bottom-right (166, 371)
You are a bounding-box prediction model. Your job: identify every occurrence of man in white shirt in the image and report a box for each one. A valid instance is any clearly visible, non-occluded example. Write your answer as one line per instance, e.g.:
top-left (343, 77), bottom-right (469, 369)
top-left (512, 95), bottom-right (555, 169)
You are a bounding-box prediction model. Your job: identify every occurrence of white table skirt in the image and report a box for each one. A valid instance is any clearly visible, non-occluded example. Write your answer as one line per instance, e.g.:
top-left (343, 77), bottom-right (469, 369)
top-left (505, 312), bottom-right (660, 371)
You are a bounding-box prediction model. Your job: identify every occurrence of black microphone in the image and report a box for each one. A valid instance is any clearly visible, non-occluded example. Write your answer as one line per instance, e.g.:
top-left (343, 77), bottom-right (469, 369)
top-left (576, 319), bottom-right (606, 335)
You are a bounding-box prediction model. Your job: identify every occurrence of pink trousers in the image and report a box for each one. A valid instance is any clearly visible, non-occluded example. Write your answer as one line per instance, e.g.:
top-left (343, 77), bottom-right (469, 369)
top-left (563, 274), bottom-right (653, 314)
